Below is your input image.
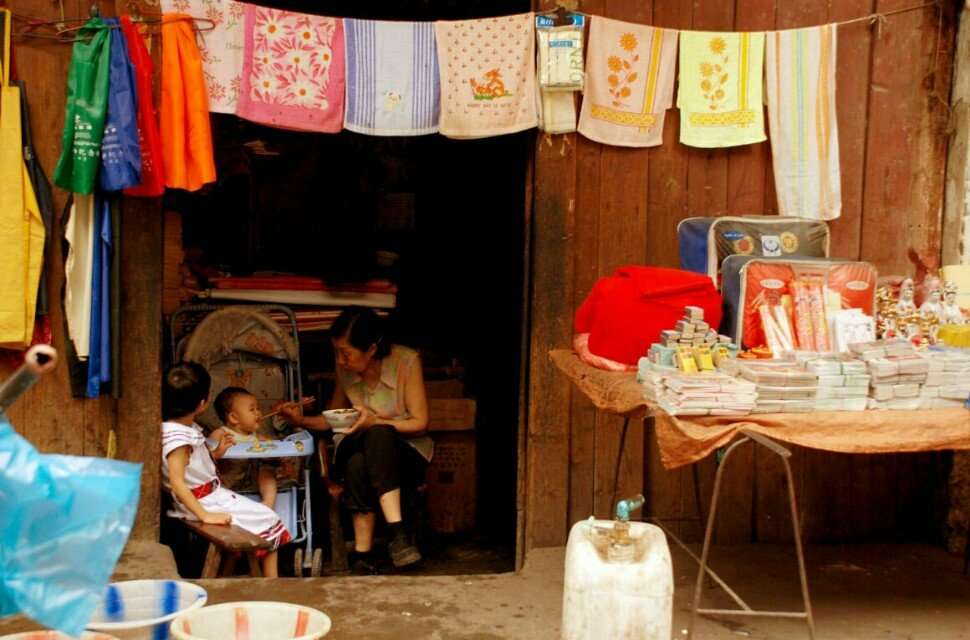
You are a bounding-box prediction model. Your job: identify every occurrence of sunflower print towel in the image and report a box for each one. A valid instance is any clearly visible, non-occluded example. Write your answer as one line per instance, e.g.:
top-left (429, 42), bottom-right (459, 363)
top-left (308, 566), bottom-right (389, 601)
top-left (578, 16), bottom-right (677, 148)
top-left (677, 31), bottom-right (766, 148)
top-left (237, 4), bottom-right (345, 132)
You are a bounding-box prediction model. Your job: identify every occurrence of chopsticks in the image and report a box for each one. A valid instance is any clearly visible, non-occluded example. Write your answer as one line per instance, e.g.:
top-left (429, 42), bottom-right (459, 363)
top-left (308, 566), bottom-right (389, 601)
top-left (263, 396), bottom-right (316, 420)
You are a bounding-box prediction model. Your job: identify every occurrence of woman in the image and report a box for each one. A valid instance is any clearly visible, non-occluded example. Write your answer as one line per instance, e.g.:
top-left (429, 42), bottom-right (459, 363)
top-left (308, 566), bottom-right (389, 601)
top-left (281, 307), bottom-right (430, 573)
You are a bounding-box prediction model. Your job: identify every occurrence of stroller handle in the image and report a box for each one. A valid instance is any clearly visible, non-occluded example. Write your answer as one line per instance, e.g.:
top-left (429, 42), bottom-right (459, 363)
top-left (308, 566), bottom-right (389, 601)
top-left (0, 345), bottom-right (58, 413)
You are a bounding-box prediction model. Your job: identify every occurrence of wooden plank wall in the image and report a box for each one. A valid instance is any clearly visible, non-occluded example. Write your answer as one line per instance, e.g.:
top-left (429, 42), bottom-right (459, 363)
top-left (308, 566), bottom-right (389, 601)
top-left (526, 0), bottom-right (957, 550)
top-left (1, 0), bottom-right (163, 538)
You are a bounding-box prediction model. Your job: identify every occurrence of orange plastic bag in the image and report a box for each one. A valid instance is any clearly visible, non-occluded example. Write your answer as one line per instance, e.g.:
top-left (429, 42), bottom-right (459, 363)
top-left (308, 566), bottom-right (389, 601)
top-left (160, 15), bottom-right (215, 191)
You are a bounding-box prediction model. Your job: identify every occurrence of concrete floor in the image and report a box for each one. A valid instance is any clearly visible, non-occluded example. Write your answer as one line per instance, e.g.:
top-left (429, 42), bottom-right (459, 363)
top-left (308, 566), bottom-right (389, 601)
top-left (2, 542), bottom-right (969, 639)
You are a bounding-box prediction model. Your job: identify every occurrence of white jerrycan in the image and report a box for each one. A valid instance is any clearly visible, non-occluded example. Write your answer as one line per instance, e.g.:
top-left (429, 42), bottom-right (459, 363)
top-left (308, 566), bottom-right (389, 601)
top-left (561, 495), bottom-right (673, 640)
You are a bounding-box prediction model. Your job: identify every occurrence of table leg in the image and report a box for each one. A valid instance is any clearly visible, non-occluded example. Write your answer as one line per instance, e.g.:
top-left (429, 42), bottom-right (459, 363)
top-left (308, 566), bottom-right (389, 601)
top-left (687, 431), bottom-right (815, 640)
top-left (692, 462), bottom-right (705, 534)
top-left (611, 417), bottom-right (631, 509)
top-left (964, 532), bottom-right (970, 575)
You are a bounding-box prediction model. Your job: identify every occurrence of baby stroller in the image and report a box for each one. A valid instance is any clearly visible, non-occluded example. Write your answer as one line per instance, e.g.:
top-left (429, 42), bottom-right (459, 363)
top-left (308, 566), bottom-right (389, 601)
top-left (170, 304), bottom-right (322, 576)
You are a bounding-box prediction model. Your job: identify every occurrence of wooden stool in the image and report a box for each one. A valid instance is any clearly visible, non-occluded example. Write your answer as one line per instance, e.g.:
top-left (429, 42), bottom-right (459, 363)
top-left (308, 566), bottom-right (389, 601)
top-left (181, 520), bottom-right (272, 578)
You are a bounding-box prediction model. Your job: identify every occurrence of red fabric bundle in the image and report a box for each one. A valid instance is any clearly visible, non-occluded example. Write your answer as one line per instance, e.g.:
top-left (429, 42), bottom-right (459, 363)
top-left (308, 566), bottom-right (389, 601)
top-left (575, 266), bottom-right (723, 365)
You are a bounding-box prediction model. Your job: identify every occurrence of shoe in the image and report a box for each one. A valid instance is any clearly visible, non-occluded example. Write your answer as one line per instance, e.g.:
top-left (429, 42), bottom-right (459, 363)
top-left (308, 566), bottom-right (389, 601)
top-left (350, 552), bottom-right (380, 575)
top-left (388, 532), bottom-right (422, 568)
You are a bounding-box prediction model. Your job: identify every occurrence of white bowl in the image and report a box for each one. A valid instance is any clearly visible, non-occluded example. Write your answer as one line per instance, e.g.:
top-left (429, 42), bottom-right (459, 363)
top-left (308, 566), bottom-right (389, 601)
top-left (171, 602), bottom-right (331, 639)
top-left (1, 633), bottom-right (119, 640)
top-left (85, 580), bottom-right (207, 640)
top-left (322, 409), bottom-right (360, 432)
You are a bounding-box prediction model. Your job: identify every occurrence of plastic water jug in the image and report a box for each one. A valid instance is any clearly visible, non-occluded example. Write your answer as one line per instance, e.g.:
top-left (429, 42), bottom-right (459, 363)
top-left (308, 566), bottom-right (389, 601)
top-left (561, 496), bottom-right (673, 640)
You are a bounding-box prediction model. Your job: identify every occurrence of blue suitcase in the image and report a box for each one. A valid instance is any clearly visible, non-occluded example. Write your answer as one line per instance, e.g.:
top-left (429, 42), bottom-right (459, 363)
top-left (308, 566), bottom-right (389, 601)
top-left (677, 215), bottom-right (831, 285)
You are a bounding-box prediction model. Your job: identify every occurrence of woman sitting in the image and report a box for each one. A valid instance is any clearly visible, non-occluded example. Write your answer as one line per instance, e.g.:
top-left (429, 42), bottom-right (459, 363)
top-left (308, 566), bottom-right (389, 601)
top-left (282, 307), bottom-right (430, 573)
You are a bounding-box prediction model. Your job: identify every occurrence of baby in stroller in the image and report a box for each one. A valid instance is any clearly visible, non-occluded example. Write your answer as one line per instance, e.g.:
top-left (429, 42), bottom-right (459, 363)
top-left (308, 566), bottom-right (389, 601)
top-left (211, 386), bottom-right (280, 508)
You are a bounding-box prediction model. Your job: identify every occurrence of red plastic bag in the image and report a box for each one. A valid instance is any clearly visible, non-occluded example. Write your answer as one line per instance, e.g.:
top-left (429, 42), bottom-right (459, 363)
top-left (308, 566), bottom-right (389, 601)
top-left (121, 16), bottom-right (165, 197)
top-left (575, 266), bottom-right (723, 365)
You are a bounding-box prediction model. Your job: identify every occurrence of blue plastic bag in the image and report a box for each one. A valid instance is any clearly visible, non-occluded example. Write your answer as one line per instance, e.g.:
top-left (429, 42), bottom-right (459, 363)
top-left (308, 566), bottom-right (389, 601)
top-left (98, 17), bottom-right (142, 192)
top-left (0, 414), bottom-right (141, 637)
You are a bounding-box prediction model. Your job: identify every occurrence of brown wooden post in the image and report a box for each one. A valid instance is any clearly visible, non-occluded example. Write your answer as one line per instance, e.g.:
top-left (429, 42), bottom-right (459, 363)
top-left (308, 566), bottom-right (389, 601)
top-left (116, 199), bottom-right (164, 540)
top-left (943, 1), bottom-right (970, 265)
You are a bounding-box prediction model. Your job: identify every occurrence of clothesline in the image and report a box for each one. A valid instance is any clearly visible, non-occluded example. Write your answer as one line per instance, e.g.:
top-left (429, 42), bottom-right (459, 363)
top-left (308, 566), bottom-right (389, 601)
top-left (541, 0), bottom-right (940, 32)
top-left (10, 0), bottom-right (941, 42)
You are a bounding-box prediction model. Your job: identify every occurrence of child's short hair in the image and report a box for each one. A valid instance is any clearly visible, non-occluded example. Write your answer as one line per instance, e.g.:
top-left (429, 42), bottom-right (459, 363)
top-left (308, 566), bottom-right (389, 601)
top-left (162, 362), bottom-right (211, 421)
top-left (214, 386), bottom-right (253, 424)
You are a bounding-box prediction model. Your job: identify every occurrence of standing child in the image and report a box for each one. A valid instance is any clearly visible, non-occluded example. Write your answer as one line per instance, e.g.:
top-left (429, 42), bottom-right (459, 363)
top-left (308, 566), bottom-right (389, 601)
top-left (161, 362), bottom-right (290, 577)
top-left (210, 386), bottom-right (278, 509)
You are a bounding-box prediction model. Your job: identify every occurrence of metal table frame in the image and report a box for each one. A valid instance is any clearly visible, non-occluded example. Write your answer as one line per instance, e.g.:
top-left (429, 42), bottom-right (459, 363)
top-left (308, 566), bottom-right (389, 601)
top-left (608, 416), bottom-right (815, 640)
top-left (686, 428), bottom-right (815, 639)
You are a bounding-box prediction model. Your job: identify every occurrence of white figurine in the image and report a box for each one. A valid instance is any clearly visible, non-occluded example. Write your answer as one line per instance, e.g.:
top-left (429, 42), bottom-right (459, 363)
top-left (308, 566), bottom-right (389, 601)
top-left (941, 281), bottom-right (966, 325)
top-left (920, 287), bottom-right (943, 321)
top-left (896, 278), bottom-right (917, 315)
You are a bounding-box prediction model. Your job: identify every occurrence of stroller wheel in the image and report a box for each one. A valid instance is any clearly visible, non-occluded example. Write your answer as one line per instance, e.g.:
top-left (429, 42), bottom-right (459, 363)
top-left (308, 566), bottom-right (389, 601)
top-left (293, 548), bottom-right (304, 577)
top-left (311, 548), bottom-right (323, 577)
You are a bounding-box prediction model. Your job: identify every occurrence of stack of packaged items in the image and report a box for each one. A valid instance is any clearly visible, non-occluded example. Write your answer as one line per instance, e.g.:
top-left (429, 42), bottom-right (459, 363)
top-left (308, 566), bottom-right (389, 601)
top-left (736, 360), bottom-right (817, 413)
top-left (656, 373), bottom-right (758, 417)
top-left (918, 348), bottom-right (970, 409)
top-left (850, 339), bottom-right (970, 409)
top-left (802, 355), bottom-right (870, 411)
top-left (851, 339), bottom-right (923, 410)
top-left (648, 306), bottom-right (737, 372)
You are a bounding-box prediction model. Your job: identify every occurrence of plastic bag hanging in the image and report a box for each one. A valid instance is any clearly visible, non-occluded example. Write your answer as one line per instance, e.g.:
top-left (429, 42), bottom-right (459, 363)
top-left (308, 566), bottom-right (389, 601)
top-left (0, 347), bottom-right (141, 637)
top-left (98, 17), bottom-right (142, 192)
top-left (53, 18), bottom-right (112, 194)
top-left (120, 16), bottom-right (165, 197)
top-left (0, 8), bottom-right (46, 350)
top-left (536, 13), bottom-right (585, 91)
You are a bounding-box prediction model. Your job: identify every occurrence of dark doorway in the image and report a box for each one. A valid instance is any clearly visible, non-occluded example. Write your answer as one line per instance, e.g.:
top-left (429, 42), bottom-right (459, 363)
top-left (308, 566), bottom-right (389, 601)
top-left (167, 0), bottom-right (531, 576)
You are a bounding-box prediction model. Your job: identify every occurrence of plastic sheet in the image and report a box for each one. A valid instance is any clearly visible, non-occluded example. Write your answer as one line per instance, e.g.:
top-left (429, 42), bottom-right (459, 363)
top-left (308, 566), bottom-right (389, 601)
top-left (0, 414), bottom-right (141, 637)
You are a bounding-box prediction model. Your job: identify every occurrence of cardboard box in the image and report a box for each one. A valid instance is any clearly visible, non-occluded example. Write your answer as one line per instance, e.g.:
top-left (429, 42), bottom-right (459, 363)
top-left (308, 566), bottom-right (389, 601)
top-left (425, 379), bottom-right (465, 399)
top-left (426, 432), bottom-right (476, 534)
top-left (428, 398), bottom-right (476, 432)
top-left (426, 398), bottom-right (477, 533)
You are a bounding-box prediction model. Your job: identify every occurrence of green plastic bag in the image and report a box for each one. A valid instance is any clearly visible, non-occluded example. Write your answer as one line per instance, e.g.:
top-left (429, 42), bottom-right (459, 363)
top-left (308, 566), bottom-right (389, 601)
top-left (53, 19), bottom-right (111, 195)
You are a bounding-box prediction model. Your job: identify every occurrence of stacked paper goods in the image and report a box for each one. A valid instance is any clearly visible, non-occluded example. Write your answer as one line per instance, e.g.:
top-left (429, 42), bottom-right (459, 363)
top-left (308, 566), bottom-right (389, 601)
top-left (637, 358), bottom-right (670, 403)
top-left (737, 360), bottom-right (817, 413)
top-left (917, 348), bottom-right (970, 409)
top-left (801, 355), bottom-right (870, 411)
top-left (849, 340), bottom-right (970, 409)
top-left (656, 373), bottom-right (758, 417)
top-left (648, 306), bottom-right (736, 372)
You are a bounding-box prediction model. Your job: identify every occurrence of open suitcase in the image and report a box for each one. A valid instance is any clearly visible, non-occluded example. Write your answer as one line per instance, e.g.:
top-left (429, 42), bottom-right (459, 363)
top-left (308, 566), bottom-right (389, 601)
top-left (678, 215), bottom-right (831, 284)
top-left (720, 256), bottom-right (877, 349)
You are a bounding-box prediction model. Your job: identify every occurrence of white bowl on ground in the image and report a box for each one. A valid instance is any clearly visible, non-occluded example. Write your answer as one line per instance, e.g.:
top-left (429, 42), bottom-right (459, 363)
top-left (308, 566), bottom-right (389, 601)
top-left (170, 602), bottom-right (331, 639)
top-left (322, 409), bottom-right (360, 433)
top-left (85, 580), bottom-right (207, 640)
top-left (1, 633), bottom-right (119, 639)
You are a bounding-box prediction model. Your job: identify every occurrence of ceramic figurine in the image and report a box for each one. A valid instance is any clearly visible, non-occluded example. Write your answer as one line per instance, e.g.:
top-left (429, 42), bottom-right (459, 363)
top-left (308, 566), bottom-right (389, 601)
top-left (942, 281), bottom-right (966, 325)
top-left (896, 278), bottom-right (917, 316)
top-left (919, 287), bottom-right (943, 321)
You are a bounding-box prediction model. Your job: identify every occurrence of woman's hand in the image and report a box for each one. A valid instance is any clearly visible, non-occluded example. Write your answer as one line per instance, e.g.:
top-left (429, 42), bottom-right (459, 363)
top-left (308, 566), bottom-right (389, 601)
top-left (325, 479), bottom-right (344, 500)
top-left (343, 405), bottom-right (377, 436)
top-left (274, 400), bottom-right (304, 426)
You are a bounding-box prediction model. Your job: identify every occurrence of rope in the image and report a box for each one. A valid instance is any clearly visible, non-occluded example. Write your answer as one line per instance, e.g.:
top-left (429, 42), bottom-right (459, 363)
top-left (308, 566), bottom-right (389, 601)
top-left (833, 1), bottom-right (939, 29)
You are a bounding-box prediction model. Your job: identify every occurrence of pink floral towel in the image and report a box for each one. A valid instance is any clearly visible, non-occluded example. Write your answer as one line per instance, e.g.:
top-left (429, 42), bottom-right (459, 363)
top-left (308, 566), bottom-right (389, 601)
top-left (237, 4), bottom-right (345, 132)
top-left (162, 0), bottom-right (245, 115)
